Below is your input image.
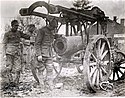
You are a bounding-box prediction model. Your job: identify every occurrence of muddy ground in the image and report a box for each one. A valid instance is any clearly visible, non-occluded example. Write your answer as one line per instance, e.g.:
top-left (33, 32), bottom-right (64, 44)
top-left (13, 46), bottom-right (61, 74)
top-left (1, 63), bottom-right (125, 97)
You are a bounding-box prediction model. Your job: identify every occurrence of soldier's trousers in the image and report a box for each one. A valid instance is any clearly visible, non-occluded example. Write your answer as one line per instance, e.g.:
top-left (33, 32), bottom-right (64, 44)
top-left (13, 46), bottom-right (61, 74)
top-left (6, 54), bottom-right (22, 85)
top-left (33, 56), bottom-right (54, 88)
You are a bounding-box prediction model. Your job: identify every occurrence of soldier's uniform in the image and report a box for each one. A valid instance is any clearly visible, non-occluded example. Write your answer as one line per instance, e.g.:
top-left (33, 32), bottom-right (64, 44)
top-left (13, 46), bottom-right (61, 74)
top-left (3, 30), bottom-right (30, 85)
top-left (29, 30), bottom-right (37, 62)
top-left (33, 18), bottom-right (60, 92)
top-left (35, 26), bottom-right (55, 89)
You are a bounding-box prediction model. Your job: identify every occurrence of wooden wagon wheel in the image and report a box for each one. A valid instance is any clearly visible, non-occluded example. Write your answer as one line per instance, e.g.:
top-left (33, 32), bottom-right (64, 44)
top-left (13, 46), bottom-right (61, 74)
top-left (83, 36), bottom-right (112, 92)
top-left (109, 51), bottom-right (125, 82)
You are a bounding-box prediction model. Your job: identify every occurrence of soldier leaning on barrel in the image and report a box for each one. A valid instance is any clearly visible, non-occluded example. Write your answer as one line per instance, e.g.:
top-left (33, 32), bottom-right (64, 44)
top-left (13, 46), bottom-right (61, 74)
top-left (27, 24), bottom-right (37, 64)
top-left (21, 24), bottom-right (37, 71)
top-left (34, 18), bottom-right (61, 92)
top-left (3, 20), bottom-right (31, 87)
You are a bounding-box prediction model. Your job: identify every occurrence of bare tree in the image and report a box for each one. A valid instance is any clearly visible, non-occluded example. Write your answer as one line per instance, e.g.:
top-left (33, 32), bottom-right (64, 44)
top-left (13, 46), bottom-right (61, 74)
top-left (4, 24), bottom-right (11, 32)
top-left (17, 15), bottom-right (45, 33)
top-left (73, 0), bottom-right (92, 9)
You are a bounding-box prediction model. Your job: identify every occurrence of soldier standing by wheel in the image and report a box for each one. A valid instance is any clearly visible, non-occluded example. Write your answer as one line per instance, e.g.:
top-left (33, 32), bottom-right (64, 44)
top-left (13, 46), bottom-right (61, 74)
top-left (3, 20), bottom-right (30, 87)
top-left (34, 18), bottom-right (60, 92)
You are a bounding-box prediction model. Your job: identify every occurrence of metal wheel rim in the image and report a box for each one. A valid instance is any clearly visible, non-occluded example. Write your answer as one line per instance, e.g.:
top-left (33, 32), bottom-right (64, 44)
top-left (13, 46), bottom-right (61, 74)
top-left (84, 37), bottom-right (111, 92)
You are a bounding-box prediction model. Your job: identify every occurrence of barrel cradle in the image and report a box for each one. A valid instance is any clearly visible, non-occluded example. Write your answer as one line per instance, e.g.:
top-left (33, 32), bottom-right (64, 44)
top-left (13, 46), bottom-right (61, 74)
top-left (53, 36), bottom-right (86, 59)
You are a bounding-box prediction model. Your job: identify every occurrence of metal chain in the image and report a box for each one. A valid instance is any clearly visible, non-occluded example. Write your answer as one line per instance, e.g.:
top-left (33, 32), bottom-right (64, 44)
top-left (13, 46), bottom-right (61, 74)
top-left (99, 81), bottom-right (113, 91)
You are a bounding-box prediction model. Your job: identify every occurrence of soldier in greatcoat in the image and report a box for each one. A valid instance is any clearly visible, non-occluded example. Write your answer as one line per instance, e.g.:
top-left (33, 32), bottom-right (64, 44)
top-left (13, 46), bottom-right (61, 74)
top-left (34, 18), bottom-right (60, 91)
top-left (3, 20), bottom-right (30, 86)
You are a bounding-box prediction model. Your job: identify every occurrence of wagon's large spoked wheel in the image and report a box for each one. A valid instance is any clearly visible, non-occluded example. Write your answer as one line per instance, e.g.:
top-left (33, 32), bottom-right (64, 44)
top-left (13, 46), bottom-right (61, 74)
top-left (109, 51), bottom-right (125, 82)
top-left (83, 37), bottom-right (111, 92)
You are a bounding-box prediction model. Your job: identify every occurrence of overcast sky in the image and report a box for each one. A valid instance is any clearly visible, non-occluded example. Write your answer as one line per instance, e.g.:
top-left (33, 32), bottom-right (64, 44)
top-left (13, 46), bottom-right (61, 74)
top-left (0, 0), bottom-right (125, 32)
top-left (0, 0), bottom-right (125, 42)
top-left (0, 0), bottom-right (125, 24)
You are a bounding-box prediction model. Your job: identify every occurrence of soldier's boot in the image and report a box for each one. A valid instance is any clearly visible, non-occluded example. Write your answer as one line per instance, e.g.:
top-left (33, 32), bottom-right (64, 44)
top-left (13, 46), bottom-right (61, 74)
top-left (46, 64), bottom-right (54, 91)
top-left (14, 71), bottom-right (21, 85)
top-left (6, 68), bottom-right (17, 88)
top-left (6, 63), bottom-right (13, 83)
top-left (5, 70), bottom-right (15, 89)
top-left (37, 69), bottom-right (45, 93)
top-left (7, 69), bottom-right (13, 83)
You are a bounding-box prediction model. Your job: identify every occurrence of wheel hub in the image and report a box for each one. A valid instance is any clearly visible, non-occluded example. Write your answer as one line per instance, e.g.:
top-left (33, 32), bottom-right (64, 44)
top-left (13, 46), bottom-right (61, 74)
top-left (97, 59), bottom-right (103, 68)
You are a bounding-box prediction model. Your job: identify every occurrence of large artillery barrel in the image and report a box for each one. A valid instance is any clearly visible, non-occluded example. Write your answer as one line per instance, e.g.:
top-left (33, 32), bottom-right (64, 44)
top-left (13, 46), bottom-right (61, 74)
top-left (53, 36), bottom-right (86, 58)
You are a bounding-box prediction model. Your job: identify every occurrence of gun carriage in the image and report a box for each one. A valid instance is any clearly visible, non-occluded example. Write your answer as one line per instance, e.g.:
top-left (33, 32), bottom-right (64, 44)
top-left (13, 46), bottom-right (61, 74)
top-left (20, 1), bottom-right (125, 92)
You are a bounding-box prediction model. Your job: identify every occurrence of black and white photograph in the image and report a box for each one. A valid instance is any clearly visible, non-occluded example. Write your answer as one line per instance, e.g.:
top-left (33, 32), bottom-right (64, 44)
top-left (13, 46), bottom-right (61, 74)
top-left (0, 0), bottom-right (125, 97)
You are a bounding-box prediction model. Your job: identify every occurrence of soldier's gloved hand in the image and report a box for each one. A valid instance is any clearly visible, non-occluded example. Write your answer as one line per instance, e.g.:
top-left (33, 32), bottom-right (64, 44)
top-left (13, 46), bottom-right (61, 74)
top-left (37, 55), bottom-right (43, 62)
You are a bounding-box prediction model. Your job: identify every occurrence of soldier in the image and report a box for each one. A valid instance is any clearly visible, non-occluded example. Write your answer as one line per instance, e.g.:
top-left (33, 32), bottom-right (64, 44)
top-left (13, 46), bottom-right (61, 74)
top-left (34, 18), bottom-right (60, 92)
top-left (3, 20), bottom-right (30, 87)
top-left (27, 24), bottom-right (37, 63)
top-left (22, 24), bottom-right (36, 70)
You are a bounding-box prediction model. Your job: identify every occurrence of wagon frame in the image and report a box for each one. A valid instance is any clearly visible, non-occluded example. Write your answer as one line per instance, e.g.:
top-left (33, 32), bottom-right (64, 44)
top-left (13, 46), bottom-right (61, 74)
top-left (20, 1), bottom-right (125, 92)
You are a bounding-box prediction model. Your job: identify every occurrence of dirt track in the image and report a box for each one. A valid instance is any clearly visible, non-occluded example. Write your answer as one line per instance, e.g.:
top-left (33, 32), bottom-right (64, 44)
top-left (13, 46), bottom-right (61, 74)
top-left (1, 64), bottom-right (125, 97)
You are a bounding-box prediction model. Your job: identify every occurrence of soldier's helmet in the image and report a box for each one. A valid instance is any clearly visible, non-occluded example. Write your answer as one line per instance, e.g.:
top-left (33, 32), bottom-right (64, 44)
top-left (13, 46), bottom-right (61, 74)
top-left (11, 20), bottom-right (19, 26)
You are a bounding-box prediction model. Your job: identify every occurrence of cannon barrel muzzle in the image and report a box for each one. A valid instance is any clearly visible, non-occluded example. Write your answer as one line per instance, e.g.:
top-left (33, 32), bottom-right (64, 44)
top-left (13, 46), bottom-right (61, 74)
top-left (53, 36), bottom-right (86, 58)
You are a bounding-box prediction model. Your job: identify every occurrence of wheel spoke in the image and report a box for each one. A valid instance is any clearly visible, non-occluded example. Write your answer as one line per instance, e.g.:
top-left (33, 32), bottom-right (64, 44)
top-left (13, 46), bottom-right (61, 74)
top-left (120, 61), bottom-right (125, 65)
top-left (116, 71), bottom-right (120, 80)
top-left (119, 66), bottom-right (125, 69)
top-left (99, 68), bottom-right (103, 81)
top-left (101, 66), bottom-right (107, 75)
top-left (100, 42), bottom-right (106, 56)
top-left (90, 66), bottom-right (97, 77)
top-left (113, 70), bottom-right (115, 81)
top-left (101, 50), bottom-right (108, 60)
top-left (96, 69), bottom-right (100, 86)
top-left (118, 68), bottom-right (124, 74)
top-left (98, 40), bottom-right (101, 57)
top-left (91, 53), bottom-right (97, 62)
top-left (90, 62), bottom-right (97, 66)
top-left (92, 69), bottom-right (98, 85)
